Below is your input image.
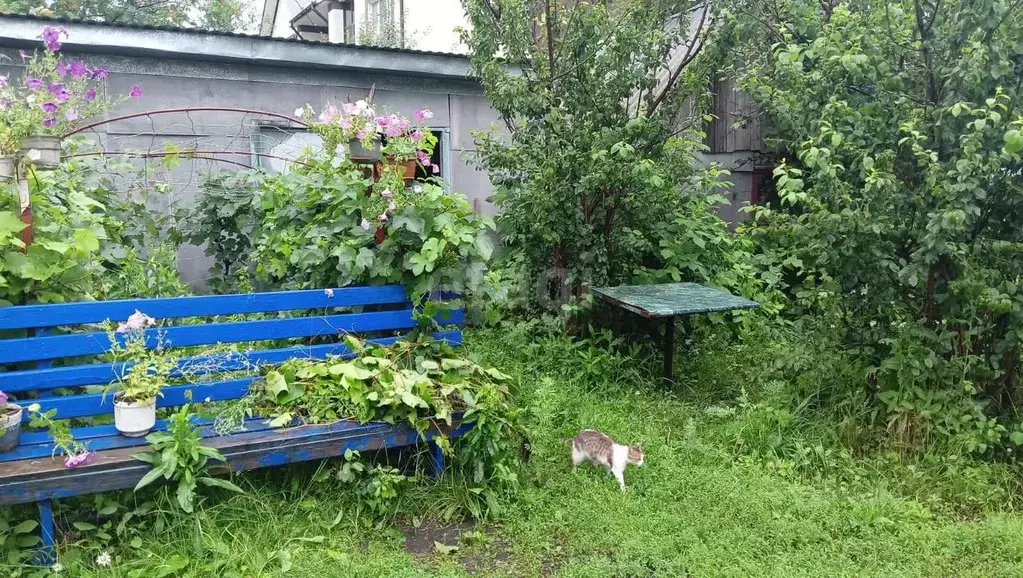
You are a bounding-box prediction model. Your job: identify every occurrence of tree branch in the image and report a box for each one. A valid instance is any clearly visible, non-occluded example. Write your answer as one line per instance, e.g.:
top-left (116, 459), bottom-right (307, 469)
top-left (648, 3), bottom-right (711, 116)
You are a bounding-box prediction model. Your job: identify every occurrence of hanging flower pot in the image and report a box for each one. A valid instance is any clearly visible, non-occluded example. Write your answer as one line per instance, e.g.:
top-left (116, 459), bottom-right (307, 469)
top-left (350, 139), bottom-right (381, 162)
top-left (0, 403), bottom-right (23, 453)
top-left (0, 156), bottom-right (16, 181)
top-left (114, 393), bottom-right (157, 437)
top-left (21, 135), bottom-right (62, 169)
top-left (375, 157), bottom-right (416, 182)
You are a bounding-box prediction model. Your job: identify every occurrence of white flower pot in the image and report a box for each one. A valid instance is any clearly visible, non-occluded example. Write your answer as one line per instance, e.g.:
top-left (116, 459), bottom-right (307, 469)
top-left (0, 404), bottom-right (23, 452)
top-left (21, 135), bottom-right (62, 169)
top-left (0, 156), bottom-right (15, 181)
top-left (114, 397), bottom-right (157, 437)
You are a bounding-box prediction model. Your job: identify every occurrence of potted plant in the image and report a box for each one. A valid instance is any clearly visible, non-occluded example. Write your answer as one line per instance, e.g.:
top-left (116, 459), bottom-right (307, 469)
top-left (376, 109), bottom-right (439, 183)
top-left (0, 390), bottom-right (23, 453)
top-left (107, 310), bottom-right (171, 437)
top-left (0, 27), bottom-right (141, 173)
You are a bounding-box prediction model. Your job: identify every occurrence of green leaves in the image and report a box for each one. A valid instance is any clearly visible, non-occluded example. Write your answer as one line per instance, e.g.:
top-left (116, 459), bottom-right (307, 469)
top-left (132, 405), bottom-right (242, 513)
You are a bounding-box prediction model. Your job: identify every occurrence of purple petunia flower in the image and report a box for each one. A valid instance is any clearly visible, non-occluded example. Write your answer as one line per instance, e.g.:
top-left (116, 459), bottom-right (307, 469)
top-left (129, 85), bottom-right (142, 98)
top-left (53, 87), bottom-right (71, 103)
top-left (417, 151), bottom-right (432, 166)
top-left (411, 129), bottom-right (424, 142)
top-left (91, 68), bottom-right (108, 79)
top-left (381, 189), bottom-right (393, 198)
top-left (25, 77), bottom-right (43, 90)
top-left (384, 126), bottom-right (402, 138)
top-left (41, 26), bottom-right (67, 52)
top-left (41, 102), bottom-right (58, 113)
top-left (0, 391), bottom-right (8, 407)
top-left (43, 117), bottom-right (57, 128)
top-left (65, 109), bottom-right (78, 122)
top-left (55, 61), bottom-right (68, 77)
top-left (69, 60), bottom-right (88, 79)
top-left (64, 451), bottom-right (95, 469)
top-left (84, 88), bottom-right (97, 101)
top-left (377, 213), bottom-right (388, 222)
top-left (356, 130), bottom-right (367, 140)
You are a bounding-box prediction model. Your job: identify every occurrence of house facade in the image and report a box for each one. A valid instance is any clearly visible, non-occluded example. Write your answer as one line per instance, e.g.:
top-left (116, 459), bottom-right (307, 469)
top-left (260, 0), bottom-right (469, 54)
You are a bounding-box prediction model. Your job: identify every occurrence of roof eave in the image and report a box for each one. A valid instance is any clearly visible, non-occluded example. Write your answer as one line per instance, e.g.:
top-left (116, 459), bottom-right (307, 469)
top-left (0, 15), bottom-right (472, 80)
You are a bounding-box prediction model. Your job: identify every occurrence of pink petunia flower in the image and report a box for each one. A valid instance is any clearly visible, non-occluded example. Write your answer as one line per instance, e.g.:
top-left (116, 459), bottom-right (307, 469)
top-left (381, 189), bottom-right (393, 198)
top-left (65, 109), bottom-right (78, 122)
top-left (129, 85), bottom-right (142, 98)
top-left (0, 391), bottom-right (8, 407)
top-left (55, 61), bottom-right (68, 77)
top-left (360, 218), bottom-right (371, 230)
top-left (417, 151), bottom-right (432, 167)
top-left (411, 129), bottom-right (424, 142)
top-left (64, 450), bottom-right (95, 469)
top-left (42, 117), bottom-right (57, 128)
top-left (41, 26), bottom-right (67, 52)
top-left (432, 165), bottom-right (440, 174)
top-left (414, 109), bottom-right (434, 122)
top-left (387, 201), bottom-right (396, 211)
top-left (84, 88), bottom-right (97, 101)
top-left (377, 213), bottom-right (388, 222)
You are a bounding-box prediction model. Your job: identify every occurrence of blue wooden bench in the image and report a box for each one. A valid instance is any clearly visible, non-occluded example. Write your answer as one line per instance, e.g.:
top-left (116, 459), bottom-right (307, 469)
top-left (0, 285), bottom-right (466, 562)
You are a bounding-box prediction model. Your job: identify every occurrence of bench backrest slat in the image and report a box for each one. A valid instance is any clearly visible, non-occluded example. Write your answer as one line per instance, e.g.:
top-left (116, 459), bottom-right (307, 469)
top-left (0, 308), bottom-right (469, 364)
top-left (0, 329), bottom-right (463, 394)
top-left (0, 286), bottom-right (411, 330)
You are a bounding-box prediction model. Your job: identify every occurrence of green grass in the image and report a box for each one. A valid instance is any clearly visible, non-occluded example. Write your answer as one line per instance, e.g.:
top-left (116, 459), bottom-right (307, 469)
top-left (10, 322), bottom-right (1023, 577)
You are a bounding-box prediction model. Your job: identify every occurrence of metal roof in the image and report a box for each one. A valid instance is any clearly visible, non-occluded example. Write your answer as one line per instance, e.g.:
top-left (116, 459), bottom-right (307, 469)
top-left (0, 13), bottom-right (473, 79)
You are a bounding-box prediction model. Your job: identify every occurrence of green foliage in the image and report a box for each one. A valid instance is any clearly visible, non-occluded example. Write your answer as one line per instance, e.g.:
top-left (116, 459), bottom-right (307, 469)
top-left (728, 0), bottom-right (1023, 454)
top-left (463, 0), bottom-right (728, 300)
top-left (243, 336), bottom-right (523, 499)
top-left (312, 449), bottom-right (410, 517)
top-left (0, 0), bottom-right (247, 32)
top-left (133, 405), bottom-right (243, 514)
top-left (252, 157), bottom-right (494, 299)
top-left (106, 323), bottom-right (175, 405)
top-left (186, 170), bottom-right (263, 292)
top-left (0, 513), bottom-right (39, 567)
top-left (26, 403), bottom-right (89, 459)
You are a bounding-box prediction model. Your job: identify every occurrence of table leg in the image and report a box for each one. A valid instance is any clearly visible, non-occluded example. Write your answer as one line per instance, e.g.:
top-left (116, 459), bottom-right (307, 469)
top-left (663, 318), bottom-right (675, 385)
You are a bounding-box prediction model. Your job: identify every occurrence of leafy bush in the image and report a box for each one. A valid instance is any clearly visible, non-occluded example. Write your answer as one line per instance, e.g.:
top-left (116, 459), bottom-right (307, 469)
top-left (252, 157), bottom-right (494, 298)
top-left (186, 170), bottom-right (263, 292)
top-left (730, 0), bottom-right (1023, 454)
top-left (463, 0), bottom-right (736, 303)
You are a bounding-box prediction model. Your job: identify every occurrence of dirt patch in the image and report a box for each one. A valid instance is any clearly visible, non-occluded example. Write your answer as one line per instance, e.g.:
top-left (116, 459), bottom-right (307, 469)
top-left (397, 520), bottom-right (514, 575)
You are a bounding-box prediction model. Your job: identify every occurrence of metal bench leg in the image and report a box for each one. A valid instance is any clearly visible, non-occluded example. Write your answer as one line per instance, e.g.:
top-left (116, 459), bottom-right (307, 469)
top-left (36, 499), bottom-right (55, 566)
top-left (663, 318), bottom-right (675, 385)
top-left (428, 441), bottom-right (445, 478)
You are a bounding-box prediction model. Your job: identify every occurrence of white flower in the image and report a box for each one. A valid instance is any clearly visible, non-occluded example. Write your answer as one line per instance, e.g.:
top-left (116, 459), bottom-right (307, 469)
top-left (203, 397), bottom-right (212, 403)
top-left (294, 106), bottom-right (305, 117)
top-left (116, 310), bottom-right (156, 333)
top-left (26, 94), bottom-right (36, 104)
top-left (334, 143), bottom-right (346, 162)
top-left (413, 184), bottom-right (423, 193)
top-left (355, 99), bottom-right (367, 110)
top-left (26, 149), bottom-right (41, 161)
top-left (51, 562), bottom-right (64, 573)
top-left (324, 288), bottom-right (334, 298)
top-left (359, 219), bottom-right (371, 231)
top-left (95, 551), bottom-right (112, 567)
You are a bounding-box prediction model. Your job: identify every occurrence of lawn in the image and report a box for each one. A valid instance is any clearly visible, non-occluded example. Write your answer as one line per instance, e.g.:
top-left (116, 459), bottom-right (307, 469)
top-left (32, 323), bottom-right (1023, 577)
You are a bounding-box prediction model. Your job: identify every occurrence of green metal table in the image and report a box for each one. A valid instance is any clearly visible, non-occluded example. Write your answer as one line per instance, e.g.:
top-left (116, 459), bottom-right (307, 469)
top-left (592, 282), bottom-right (759, 384)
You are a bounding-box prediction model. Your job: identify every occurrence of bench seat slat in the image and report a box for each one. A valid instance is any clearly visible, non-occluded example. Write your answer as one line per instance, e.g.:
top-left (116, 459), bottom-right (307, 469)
top-left (0, 286), bottom-right (412, 330)
top-left (0, 307), bottom-right (465, 364)
top-left (0, 330), bottom-right (463, 393)
top-left (0, 418), bottom-right (469, 506)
